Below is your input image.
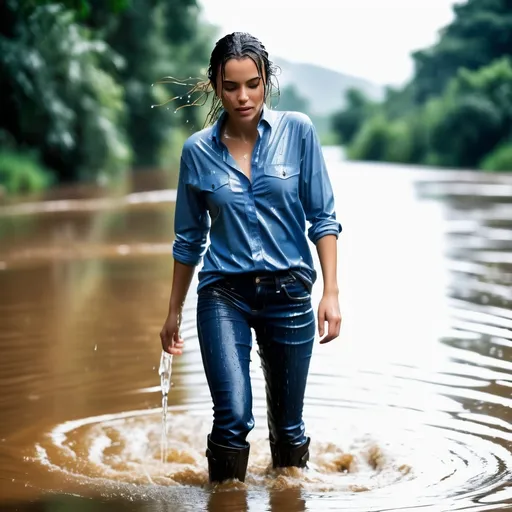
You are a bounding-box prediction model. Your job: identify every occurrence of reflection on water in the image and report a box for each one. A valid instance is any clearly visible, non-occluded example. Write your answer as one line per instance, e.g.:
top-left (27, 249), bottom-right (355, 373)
top-left (0, 152), bottom-right (511, 511)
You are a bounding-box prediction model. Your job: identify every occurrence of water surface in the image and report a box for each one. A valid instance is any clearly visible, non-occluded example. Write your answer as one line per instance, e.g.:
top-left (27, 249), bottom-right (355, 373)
top-left (0, 150), bottom-right (511, 511)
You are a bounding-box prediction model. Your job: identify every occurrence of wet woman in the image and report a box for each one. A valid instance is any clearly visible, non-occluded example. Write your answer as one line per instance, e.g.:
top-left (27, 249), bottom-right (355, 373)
top-left (160, 32), bottom-right (342, 484)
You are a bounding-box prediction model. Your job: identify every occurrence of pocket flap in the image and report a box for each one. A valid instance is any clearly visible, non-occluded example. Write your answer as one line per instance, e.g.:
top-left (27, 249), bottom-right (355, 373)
top-left (264, 164), bottom-right (300, 179)
top-left (204, 171), bottom-right (230, 191)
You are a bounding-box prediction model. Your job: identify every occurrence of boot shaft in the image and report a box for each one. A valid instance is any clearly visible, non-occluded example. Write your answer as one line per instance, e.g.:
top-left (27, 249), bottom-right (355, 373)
top-left (270, 437), bottom-right (310, 469)
top-left (206, 435), bottom-right (250, 483)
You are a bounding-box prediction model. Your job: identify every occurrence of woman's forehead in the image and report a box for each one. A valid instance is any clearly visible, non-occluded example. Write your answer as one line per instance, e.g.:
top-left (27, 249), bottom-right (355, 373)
top-left (221, 58), bottom-right (262, 81)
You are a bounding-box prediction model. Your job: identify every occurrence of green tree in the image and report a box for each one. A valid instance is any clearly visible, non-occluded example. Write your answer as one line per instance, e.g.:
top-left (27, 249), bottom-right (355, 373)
top-left (335, 0), bottom-right (512, 171)
top-left (426, 58), bottom-right (512, 167)
top-left (331, 88), bottom-right (375, 145)
top-left (428, 94), bottom-right (502, 167)
top-left (0, 0), bottom-right (215, 195)
top-left (0, 1), bottom-right (131, 184)
top-left (412, 0), bottom-right (512, 103)
top-left (93, 0), bottom-right (214, 167)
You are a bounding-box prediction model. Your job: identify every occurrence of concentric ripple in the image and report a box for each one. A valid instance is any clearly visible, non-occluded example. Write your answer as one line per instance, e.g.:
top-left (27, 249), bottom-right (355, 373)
top-left (30, 379), bottom-right (511, 511)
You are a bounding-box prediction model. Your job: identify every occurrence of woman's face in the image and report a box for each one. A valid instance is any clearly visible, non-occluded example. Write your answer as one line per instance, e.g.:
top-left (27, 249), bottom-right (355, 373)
top-left (214, 57), bottom-right (266, 126)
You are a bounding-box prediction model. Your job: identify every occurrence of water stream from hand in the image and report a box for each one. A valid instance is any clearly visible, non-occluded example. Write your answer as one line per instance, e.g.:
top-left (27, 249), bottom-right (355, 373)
top-left (159, 351), bottom-right (173, 466)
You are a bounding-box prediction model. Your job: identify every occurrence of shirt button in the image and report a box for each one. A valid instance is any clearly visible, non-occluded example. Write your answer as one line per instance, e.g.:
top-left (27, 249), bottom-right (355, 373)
top-left (211, 184), bottom-right (215, 189)
top-left (282, 170), bottom-right (286, 176)
top-left (255, 277), bottom-right (260, 284)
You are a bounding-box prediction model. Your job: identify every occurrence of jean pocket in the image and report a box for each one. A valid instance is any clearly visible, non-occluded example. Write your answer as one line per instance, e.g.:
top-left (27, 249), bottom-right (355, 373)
top-left (290, 269), bottom-right (313, 294)
top-left (281, 279), bottom-right (310, 302)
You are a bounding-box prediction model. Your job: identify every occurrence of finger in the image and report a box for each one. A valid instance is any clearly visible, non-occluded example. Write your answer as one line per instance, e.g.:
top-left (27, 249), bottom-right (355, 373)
top-left (162, 342), bottom-right (175, 355)
top-left (168, 346), bottom-right (183, 355)
top-left (317, 311), bottom-right (325, 338)
top-left (169, 332), bottom-right (184, 355)
top-left (173, 331), bottom-right (184, 344)
top-left (319, 332), bottom-right (332, 344)
top-left (320, 318), bottom-right (341, 344)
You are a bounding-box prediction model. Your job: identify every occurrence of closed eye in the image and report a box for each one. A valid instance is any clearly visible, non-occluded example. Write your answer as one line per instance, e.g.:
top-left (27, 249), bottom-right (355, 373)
top-left (223, 77), bottom-right (261, 91)
top-left (248, 78), bottom-right (261, 88)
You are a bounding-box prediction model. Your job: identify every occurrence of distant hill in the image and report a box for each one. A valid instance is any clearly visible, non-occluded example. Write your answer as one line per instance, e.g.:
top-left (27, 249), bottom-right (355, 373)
top-left (273, 57), bottom-right (384, 116)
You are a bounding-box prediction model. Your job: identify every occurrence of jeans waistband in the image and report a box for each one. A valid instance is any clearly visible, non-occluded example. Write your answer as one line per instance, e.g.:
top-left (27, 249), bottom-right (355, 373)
top-left (224, 270), bottom-right (294, 286)
top-left (221, 269), bottom-right (312, 293)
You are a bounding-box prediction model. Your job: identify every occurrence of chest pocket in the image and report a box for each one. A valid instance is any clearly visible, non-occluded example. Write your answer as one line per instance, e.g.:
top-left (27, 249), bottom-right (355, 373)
top-left (263, 164), bottom-right (301, 207)
top-left (203, 170), bottom-right (230, 192)
top-left (200, 170), bottom-right (231, 216)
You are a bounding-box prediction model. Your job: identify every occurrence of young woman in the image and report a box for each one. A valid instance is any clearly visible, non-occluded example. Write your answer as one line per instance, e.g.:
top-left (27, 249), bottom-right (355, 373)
top-left (160, 32), bottom-right (342, 484)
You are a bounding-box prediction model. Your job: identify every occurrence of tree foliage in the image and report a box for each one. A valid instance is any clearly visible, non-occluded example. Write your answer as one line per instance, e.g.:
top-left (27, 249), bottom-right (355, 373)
top-left (331, 88), bottom-right (376, 145)
top-left (331, 0), bottom-right (512, 171)
top-left (0, 0), bottom-right (215, 195)
top-left (412, 0), bottom-right (512, 103)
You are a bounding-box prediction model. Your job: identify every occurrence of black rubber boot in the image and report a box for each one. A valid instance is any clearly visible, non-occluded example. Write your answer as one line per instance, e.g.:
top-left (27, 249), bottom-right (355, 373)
top-left (270, 437), bottom-right (310, 469)
top-left (205, 435), bottom-right (250, 483)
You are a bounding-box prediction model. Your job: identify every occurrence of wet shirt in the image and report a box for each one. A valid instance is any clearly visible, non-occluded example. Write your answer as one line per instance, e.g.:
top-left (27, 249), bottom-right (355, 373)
top-left (172, 107), bottom-right (342, 291)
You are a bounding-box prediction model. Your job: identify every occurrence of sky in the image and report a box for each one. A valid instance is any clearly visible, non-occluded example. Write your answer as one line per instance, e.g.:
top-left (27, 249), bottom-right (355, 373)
top-left (198, 0), bottom-right (457, 86)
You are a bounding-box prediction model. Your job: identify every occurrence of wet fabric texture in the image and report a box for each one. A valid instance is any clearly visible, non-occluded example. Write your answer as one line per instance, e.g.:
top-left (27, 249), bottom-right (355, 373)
top-left (196, 270), bottom-right (315, 449)
top-left (172, 107), bottom-right (342, 291)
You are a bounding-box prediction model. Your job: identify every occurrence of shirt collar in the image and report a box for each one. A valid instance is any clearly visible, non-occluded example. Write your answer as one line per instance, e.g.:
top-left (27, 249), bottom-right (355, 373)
top-left (211, 105), bottom-right (275, 146)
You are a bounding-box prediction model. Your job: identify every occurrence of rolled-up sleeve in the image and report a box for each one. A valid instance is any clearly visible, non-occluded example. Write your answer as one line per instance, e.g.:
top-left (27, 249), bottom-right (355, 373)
top-left (299, 119), bottom-right (342, 244)
top-left (172, 155), bottom-right (210, 266)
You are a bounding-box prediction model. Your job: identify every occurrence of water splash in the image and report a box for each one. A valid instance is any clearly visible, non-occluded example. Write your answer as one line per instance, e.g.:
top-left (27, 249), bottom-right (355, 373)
top-left (158, 351), bottom-right (173, 466)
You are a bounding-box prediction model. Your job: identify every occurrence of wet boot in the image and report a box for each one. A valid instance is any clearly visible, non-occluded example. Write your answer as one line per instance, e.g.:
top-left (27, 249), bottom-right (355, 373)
top-left (270, 437), bottom-right (310, 469)
top-left (205, 434), bottom-right (250, 483)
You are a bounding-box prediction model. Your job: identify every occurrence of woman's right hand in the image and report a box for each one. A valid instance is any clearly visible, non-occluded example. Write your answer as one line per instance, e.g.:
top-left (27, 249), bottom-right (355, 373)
top-left (160, 311), bottom-right (185, 355)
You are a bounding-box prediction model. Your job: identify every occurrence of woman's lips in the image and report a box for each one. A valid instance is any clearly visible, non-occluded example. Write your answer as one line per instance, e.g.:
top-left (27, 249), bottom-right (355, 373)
top-left (236, 107), bottom-right (253, 116)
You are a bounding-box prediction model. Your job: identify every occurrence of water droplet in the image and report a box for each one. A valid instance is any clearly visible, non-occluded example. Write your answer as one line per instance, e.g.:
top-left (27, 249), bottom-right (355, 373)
top-left (188, 95), bottom-right (191, 98)
top-left (94, 344), bottom-right (97, 351)
top-left (186, 120), bottom-right (189, 123)
top-left (151, 105), bottom-right (155, 109)
top-left (174, 110), bottom-right (178, 114)
top-left (151, 83), bottom-right (154, 87)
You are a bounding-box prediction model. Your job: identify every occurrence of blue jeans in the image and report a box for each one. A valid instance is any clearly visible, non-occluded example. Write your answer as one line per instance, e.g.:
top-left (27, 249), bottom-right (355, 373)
top-left (196, 270), bottom-right (315, 449)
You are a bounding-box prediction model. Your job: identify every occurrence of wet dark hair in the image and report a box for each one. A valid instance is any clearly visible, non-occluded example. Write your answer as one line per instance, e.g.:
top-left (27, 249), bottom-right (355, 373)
top-left (205, 32), bottom-right (280, 124)
top-left (154, 32), bottom-right (280, 127)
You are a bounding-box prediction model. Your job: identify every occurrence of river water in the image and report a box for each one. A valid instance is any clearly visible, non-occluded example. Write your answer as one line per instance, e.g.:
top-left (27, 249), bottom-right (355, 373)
top-left (0, 148), bottom-right (510, 511)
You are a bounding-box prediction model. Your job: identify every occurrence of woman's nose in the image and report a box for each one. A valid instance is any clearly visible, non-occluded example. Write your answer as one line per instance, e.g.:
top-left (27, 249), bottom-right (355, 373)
top-left (238, 87), bottom-right (249, 102)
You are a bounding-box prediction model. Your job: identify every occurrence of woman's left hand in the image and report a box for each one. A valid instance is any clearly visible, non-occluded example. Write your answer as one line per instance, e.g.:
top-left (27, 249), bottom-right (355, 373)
top-left (317, 293), bottom-right (342, 344)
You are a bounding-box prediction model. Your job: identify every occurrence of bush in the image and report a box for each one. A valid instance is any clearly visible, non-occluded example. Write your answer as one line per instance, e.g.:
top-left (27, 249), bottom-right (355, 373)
top-left (427, 94), bottom-right (503, 168)
top-left (0, 150), bottom-right (52, 194)
top-left (480, 143), bottom-right (512, 171)
top-left (347, 115), bottom-right (415, 163)
top-left (347, 115), bottom-right (390, 161)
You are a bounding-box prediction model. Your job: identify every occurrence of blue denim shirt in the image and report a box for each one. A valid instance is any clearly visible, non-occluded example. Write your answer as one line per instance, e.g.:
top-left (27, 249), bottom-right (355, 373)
top-left (172, 107), bottom-right (342, 291)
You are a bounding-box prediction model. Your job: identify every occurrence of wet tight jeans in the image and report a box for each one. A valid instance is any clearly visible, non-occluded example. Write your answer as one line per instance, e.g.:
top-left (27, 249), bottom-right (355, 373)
top-left (197, 271), bottom-right (315, 449)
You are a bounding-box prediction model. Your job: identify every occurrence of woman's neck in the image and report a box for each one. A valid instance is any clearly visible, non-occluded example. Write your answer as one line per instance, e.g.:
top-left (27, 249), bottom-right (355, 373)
top-left (223, 109), bottom-right (262, 142)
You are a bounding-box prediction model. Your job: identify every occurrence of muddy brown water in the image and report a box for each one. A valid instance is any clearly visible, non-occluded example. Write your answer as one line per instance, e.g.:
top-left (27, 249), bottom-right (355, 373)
top-left (0, 149), bottom-right (510, 511)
